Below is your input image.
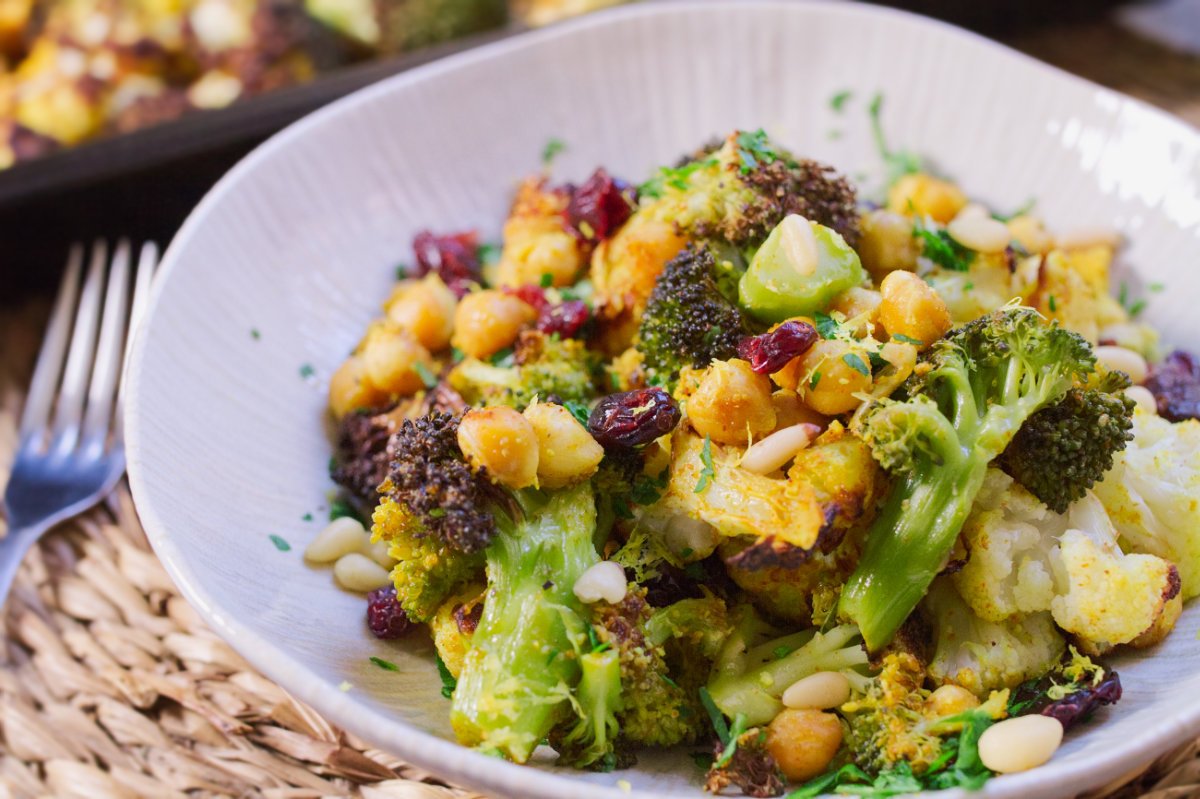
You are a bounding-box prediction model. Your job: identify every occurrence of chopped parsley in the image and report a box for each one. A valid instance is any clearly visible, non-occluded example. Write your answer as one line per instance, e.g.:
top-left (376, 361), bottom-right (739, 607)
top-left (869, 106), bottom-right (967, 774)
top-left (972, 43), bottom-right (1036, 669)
top-left (914, 217), bottom-right (972, 272)
top-left (735, 128), bottom-right (780, 174)
top-left (991, 197), bottom-right (1037, 222)
top-left (476, 242), bottom-right (502, 265)
top-left (329, 497), bottom-right (363, 523)
top-left (892, 333), bottom-right (923, 346)
top-left (586, 625), bottom-right (611, 654)
top-left (772, 645), bottom-right (792, 660)
top-left (1149, 281), bottom-right (1166, 293)
top-left (843, 352), bottom-right (871, 377)
top-left (541, 137), bottom-right (566, 165)
top-left (250, 328), bottom-right (261, 340)
top-left (563, 399), bottom-right (592, 427)
top-left (490, 347), bottom-right (516, 368)
top-left (301, 512), bottom-right (313, 522)
top-left (813, 312), bottom-right (844, 340)
top-left (436, 653), bottom-right (457, 698)
top-left (810, 370), bottom-right (822, 390)
top-left (638, 156), bottom-right (718, 199)
top-left (1119, 282), bottom-right (1148, 318)
top-left (413, 361), bottom-right (438, 389)
top-left (694, 435), bottom-right (716, 493)
top-left (1048, 295), bottom-right (1058, 312)
top-left (268, 535), bottom-right (291, 552)
top-left (395, 263), bottom-right (409, 280)
top-left (830, 89), bottom-right (853, 112)
top-left (299, 363), bottom-right (316, 379)
top-left (540, 272), bottom-right (554, 288)
top-left (369, 656), bottom-right (399, 672)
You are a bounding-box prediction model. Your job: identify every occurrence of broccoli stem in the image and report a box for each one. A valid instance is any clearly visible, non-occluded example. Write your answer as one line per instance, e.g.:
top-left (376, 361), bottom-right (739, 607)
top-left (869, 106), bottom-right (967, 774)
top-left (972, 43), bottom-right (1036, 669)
top-left (560, 649), bottom-right (622, 769)
top-left (449, 484), bottom-right (599, 762)
top-left (840, 458), bottom-right (988, 652)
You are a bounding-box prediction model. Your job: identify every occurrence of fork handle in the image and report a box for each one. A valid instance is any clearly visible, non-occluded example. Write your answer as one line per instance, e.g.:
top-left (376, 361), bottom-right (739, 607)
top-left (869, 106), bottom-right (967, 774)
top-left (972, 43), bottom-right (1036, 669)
top-left (0, 521), bottom-right (50, 609)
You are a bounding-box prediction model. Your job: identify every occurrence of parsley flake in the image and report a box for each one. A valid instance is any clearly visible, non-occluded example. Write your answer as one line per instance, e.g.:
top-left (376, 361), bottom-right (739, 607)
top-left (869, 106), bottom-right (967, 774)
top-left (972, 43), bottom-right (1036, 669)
top-left (830, 89), bottom-right (853, 112)
top-left (694, 435), bottom-right (716, 493)
top-left (250, 328), bottom-right (261, 340)
top-left (299, 363), bottom-right (315, 379)
top-left (540, 272), bottom-right (554, 288)
top-left (541, 137), bottom-right (566, 165)
top-left (843, 352), bottom-right (871, 377)
top-left (892, 333), bottom-right (923, 346)
top-left (869, 92), bottom-right (924, 188)
top-left (436, 653), bottom-right (457, 698)
top-left (810, 370), bottom-right (822, 390)
top-left (369, 656), bottom-right (399, 672)
top-left (301, 513), bottom-right (313, 522)
top-left (1048, 295), bottom-right (1058, 312)
top-left (268, 534), bottom-right (291, 552)
top-left (413, 361), bottom-right (438, 389)
top-left (914, 217), bottom-right (972, 272)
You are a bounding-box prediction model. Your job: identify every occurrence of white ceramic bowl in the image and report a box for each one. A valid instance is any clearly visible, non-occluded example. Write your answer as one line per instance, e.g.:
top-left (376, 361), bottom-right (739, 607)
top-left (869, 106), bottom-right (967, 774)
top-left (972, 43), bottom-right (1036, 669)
top-left (125, 2), bottom-right (1200, 797)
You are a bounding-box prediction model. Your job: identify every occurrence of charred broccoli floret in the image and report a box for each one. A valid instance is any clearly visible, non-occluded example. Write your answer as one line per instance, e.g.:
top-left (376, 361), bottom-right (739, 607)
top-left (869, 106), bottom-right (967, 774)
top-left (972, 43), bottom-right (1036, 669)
top-left (450, 482), bottom-right (603, 764)
top-left (999, 371), bottom-right (1135, 512)
top-left (635, 246), bottom-right (753, 387)
top-left (641, 130), bottom-right (859, 247)
top-left (841, 308), bottom-right (1096, 651)
top-left (449, 330), bottom-right (598, 410)
top-left (704, 724), bottom-right (786, 798)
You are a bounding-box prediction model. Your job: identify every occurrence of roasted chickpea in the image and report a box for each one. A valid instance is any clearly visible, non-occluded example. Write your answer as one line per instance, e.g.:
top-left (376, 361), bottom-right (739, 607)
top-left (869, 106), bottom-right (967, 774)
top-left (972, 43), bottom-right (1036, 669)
top-left (361, 323), bottom-right (434, 397)
top-left (798, 340), bottom-right (873, 415)
top-left (927, 684), bottom-right (980, 717)
top-left (457, 407), bottom-right (539, 489)
top-left (878, 270), bottom-right (952, 348)
top-left (766, 709), bottom-right (843, 782)
top-left (451, 290), bottom-right (537, 360)
top-left (831, 287), bottom-right (882, 336)
top-left (385, 273), bottom-right (457, 351)
top-left (857, 209), bottom-right (920, 279)
top-left (887, 173), bottom-right (967, 223)
top-left (523, 402), bottom-right (605, 488)
top-left (328, 355), bottom-right (387, 417)
top-left (686, 359), bottom-right (776, 445)
top-left (496, 229), bottom-right (583, 288)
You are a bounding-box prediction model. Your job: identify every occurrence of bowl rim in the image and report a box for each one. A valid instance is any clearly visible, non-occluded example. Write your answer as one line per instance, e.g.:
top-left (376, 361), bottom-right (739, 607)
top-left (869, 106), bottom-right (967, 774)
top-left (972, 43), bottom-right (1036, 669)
top-left (125, 2), bottom-right (1200, 797)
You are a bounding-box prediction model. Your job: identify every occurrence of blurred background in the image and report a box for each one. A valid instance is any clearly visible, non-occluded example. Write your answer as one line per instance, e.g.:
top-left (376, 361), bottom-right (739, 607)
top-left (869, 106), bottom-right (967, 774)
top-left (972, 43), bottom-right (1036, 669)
top-left (0, 0), bottom-right (1197, 300)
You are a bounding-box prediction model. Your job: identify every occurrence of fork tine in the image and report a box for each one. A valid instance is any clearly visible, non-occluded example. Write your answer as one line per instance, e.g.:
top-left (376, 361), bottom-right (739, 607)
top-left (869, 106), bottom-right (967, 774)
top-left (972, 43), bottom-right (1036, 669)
top-left (19, 245), bottom-right (83, 443)
top-left (113, 241), bottom-right (159, 444)
top-left (51, 240), bottom-right (107, 451)
top-left (81, 239), bottom-right (132, 446)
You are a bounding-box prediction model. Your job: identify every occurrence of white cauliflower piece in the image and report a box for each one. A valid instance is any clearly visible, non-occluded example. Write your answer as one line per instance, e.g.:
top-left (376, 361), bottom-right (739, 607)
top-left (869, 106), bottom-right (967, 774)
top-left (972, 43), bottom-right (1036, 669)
top-left (923, 577), bottom-right (1064, 697)
top-left (1094, 409), bottom-right (1200, 599)
top-left (954, 469), bottom-right (1180, 652)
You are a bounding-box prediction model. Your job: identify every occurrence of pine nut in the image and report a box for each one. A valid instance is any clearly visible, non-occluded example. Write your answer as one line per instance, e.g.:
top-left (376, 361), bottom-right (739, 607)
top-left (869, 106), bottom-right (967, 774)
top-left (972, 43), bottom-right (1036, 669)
top-left (954, 203), bottom-right (990, 221)
top-left (305, 517), bottom-right (369, 563)
top-left (333, 553), bottom-right (391, 593)
top-left (1125, 385), bottom-right (1158, 415)
top-left (781, 671), bottom-right (851, 710)
top-left (741, 423), bottom-right (822, 475)
top-left (946, 215), bottom-right (1011, 254)
top-left (573, 561), bottom-right (627, 604)
top-left (1057, 226), bottom-right (1122, 251)
top-left (778, 214), bottom-right (819, 277)
top-left (978, 715), bottom-right (1063, 773)
top-left (362, 538), bottom-right (397, 569)
top-left (1095, 345), bottom-right (1149, 384)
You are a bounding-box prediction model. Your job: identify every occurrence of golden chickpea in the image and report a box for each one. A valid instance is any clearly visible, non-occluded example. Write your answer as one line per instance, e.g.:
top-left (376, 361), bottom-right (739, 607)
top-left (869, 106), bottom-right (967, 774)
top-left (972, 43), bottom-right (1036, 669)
top-left (798, 340), bottom-right (873, 416)
top-left (496, 229), bottom-right (583, 288)
top-left (831, 287), bottom-right (882, 336)
top-left (385, 273), bottom-right (457, 351)
top-left (361, 323), bottom-right (434, 397)
top-left (328, 355), bottom-right (387, 417)
top-left (887, 173), bottom-right (968, 223)
top-left (878, 270), bottom-right (952, 348)
top-left (457, 407), bottom-right (539, 489)
top-left (523, 402), bottom-right (605, 488)
top-left (857, 209), bottom-right (920, 279)
top-left (451, 290), bottom-right (537, 360)
top-left (927, 684), bottom-right (980, 717)
top-left (686, 360), bottom-right (776, 445)
top-left (1007, 214), bottom-right (1053, 254)
top-left (766, 709), bottom-right (843, 782)
top-left (771, 390), bottom-right (829, 431)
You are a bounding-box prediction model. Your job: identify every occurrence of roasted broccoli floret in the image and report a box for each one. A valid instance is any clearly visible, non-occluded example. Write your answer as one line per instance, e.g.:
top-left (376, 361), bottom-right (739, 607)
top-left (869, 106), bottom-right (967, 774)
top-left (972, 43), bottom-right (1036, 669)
top-left (1095, 408), bottom-right (1200, 598)
top-left (999, 371), bottom-right (1135, 512)
top-left (641, 130), bottom-right (859, 247)
top-left (706, 608), bottom-right (869, 726)
top-left (370, 412), bottom-right (501, 620)
top-left (450, 481), bottom-right (604, 763)
top-left (841, 652), bottom-right (1008, 778)
top-left (448, 330), bottom-right (598, 410)
top-left (840, 308), bottom-right (1097, 651)
top-left (635, 246), bottom-right (753, 387)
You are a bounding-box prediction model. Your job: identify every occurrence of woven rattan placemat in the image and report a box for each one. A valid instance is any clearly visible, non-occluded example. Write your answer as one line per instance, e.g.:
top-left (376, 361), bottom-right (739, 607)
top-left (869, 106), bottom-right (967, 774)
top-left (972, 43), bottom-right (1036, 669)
top-left (4, 13), bottom-right (1200, 797)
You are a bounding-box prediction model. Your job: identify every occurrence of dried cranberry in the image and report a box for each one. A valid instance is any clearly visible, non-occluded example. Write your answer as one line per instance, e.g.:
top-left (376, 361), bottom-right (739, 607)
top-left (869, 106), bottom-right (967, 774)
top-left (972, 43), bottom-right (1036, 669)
top-left (411, 230), bottom-right (480, 294)
top-left (366, 586), bottom-right (413, 639)
top-left (737, 321), bottom-right (818, 374)
top-left (503, 284), bottom-right (549, 313)
top-left (537, 300), bottom-right (590, 339)
top-left (1010, 668), bottom-right (1122, 731)
top-left (1145, 350), bottom-right (1200, 421)
top-left (566, 168), bottom-right (636, 243)
top-left (587, 388), bottom-right (681, 449)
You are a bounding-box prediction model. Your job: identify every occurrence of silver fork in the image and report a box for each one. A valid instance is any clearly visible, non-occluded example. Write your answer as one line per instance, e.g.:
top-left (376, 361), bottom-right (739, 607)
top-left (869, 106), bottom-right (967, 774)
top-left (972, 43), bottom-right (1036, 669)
top-left (0, 240), bottom-right (157, 606)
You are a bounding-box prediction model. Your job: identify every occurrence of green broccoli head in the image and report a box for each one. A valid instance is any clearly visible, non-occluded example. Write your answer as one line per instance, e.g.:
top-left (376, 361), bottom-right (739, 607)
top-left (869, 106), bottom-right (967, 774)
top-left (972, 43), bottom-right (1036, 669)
top-left (843, 308), bottom-right (1099, 651)
top-left (449, 330), bottom-right (599, 410)
top-left (999, 371), bottom-right (1135, 513)
top-left (635, 246), bottom-right (754, 386)
top-left (642, 130), bottom-right (860, 247)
